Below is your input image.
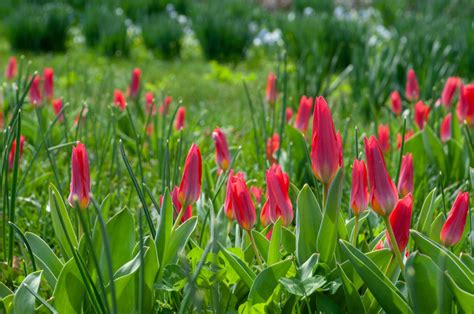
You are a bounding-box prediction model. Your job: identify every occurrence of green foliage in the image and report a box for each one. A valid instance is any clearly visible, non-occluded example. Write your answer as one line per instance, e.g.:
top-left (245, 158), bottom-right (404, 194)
top-left (142, 13), bottom-right (183, 59)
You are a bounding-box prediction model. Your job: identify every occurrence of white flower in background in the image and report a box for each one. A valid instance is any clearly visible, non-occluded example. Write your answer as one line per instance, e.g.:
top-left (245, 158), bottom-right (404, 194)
top-left (303, 7), bottom-right (314, 16)
top-left (287, 12), bottom-right (295, 21)
top-left (253, 28), bottom-right (283, 47)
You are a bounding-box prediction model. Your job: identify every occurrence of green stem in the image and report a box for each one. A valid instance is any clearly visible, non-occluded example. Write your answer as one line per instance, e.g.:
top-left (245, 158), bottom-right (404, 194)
top-left (383, 216), bottom-right (406, 278)
top-left (322, 184), bottom-right (329, 209)
top-left (247, 230), bottom-right (263, 268)
top-left (351, 215), bottom-right (360, 246)
top-left (172, 205), bottom-right (186, 231)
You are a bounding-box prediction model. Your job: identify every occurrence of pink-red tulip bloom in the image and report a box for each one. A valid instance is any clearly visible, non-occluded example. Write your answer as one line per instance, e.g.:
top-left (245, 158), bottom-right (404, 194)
top-left (286, 107), bottom-right (293, 123)
top-left (311, 96), bottom-right (342, 186)
top-left (159, 96), bottom-right (172, 116)
top-left (390, 91), bottom-right (402, 116)
top-left (377, 124), bottom-right (390, 154)
top-left (172, 186), bottom-right (192, 223)
top-left (8, 135), bottom-right (25, 170)
top-left (262, 164), bottom-right (293, 226)
top-left (52, 99), bottom-right (64, 122)
top-left (456, 83), bottom-right (474, 126)
top-left (212, 128), bottom-right (231, 171)
top-left (364, 136), bottom-right (398, 216)
top-left (396, 130), bottom-right (414, 149)
top-left (265, 72), bottom-right (278, 104)
top-left (294, 96), bottom-right (313, 133)
top-left (386, 193), bottom-right (413, 253)
top-left (440, 113), bottom-right (452, 143)
top-left (68, 142), bottom-right (91, 209)
top-left (43, 68), bottom-right (54, 101)
top-left (128, 68), bottom-right (141, 99)
top-left (175, 106), bottom-right (186, 130)
top-left (405, 69), bottom-right (419, 101)
top-left (250, 186), bottom-right (262, 204)
top-left (350, 159), bottom-right (369, 216)
top-left (30, 75), bottom-right (42, 106)
top-left (114, 89), bottom-right (126, 111)
top-left (440, 191), bottom-right (469, 247)
top-left (5, 57), bottom-right (17, 80)
top-left (178, 144), bottom-right (202, 208)
top-left (226, 172), bottom-right (256, 231)
top-left (441, 77), bottom-right (460, 107)
top-left (414, 100), bottom-right (430, 130)
top-left (266, 134), bottom-right (280, 164)
top-left (397, 154), bottom-right (413, 197)
top-left (145, 92), bottom-right (156, 116)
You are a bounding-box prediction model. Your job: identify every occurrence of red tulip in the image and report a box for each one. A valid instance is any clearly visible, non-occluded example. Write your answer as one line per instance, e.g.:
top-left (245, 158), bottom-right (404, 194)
top-left (145, 92), bottom-right (156, 116)
top-left (260, 198), bottom-right (273, 227)
top-left (5, 57), bottom-right (17, 80)
top-left (178, 144), bottom-right (202, 208)
top-left (456, 83), bottom-right (474, 126)
top-left (286, 107), bottom-right (293, 123)
top-left (264, 164), bottom-right (293, 226)
top-left (441, 77), bottom-right (460, 107)
top-left (250, 186), bottom-right (262, 204)
top-left (128, 68), bottom-right (141, 99)
top-left (171, 186), bottom-right (192, 223)
top-left (114, 89), bottom-right (126, 111)
top-left (265, 72), bottom-right (278, 104)
top-left (175, 106), bottom-right (186, 130)
top-left (224, 169), bottom-right (237, 221)
top-left (350, 159), bottom-right (369, 216)
top-left (414, 100), bottom-right (430, 130)
top-left (440, 191), bottom-right (469, 246)
top-left (377, 124), bottom-right (390, 154)
top-left (396, 130), bottom-right (414, 149)
top-left (8, 135), bottom-right (25, 170)
top-left (390, 91), bottom-right (402, 116)
top-left (52, 98), bottom-right (64, 122)
top-left (266, 133), bottom-right (280, 164)
top-left (311, 96), bottom-right (342, 186)
top-left (212, 128), bottom-right (231, 171)
top-left (294, 96), bottom-right (313, 133)
top-left (440, 113), bottom-right (452, 143)
top-left (68, 142), bottom-right (91, 209)
top-left (397, 154), bottom-right (413, 197)
top-left (364, 136), bottom-right (398, 216)
top-left (43, 68), bottom-right (54, 101)
top-left (386, 193), bottom-right (413, 253)
top-left (29, 75), bottom-right (42, 106)
top-left (227, 172), bottom-right (256, 231)
top-left (374, 239), bottom-right (385, 250)
top-left (159, 96), bottom-right (172, 116)
top-left (146, 124), bottom-right (153, 136)
top-left (405, 69), bottom-right (419, 101)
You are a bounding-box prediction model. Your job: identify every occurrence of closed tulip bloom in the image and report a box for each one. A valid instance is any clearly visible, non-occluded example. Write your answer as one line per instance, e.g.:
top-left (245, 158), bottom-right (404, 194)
top-left (350, 159), bottom-right (369, 216)
top-left (414, 100), bottom-right (430, 130)
top-left (386, 193), bottom-right (413, 253)
top-left (52, 99), bottom-right (64, 122)
top-left (228, 172), bottom-right (256, 231)
top-left (440, 191), bottom-right (469, 246)
top-left (390, 91), bottom-right (402, 116)
top-left (129, 68), bottom-right (141, 98)
top-left (396, 130), bottom-right (414, 149)
top-left (286, 107), bottom-right (293, 123)
top-left (397, 154), bottom-right (413, 197)
top-left (159, 96), bottom-right (172, 116)
top-left (260, 198), bottom-right (273, 227)
top-left (68, 142), bottom-right (91, 209)
top-left (266, 133), bottom-right (280, 164)
top-left (311, 96), bottom-right (342, 186)
top-left (456, 83), bottom-right (474, 126)
top-left (171, 186), bottom-right (192, 223)
top-left (377, 124), bottom-right (390, 154)
top-left (8, 135), bottom-right (25, 170)
top-left (441, 77), bottom-right (460, 107)
top-left (5, 57), bottom-right (17, 80)
top-left (114, 89), bottom-right (126, 111)
top-left (43, 68), bottom-right (54, 101)
top-left (265, 164), bottom-right (293, 226)
top-left (250, 186), bottom-right (262, 204)
top-left (212, 128), bottom-right (231, 171)
top-left (29, 75), bottom-right (42, 106)
top-left (224, 170), bottom-right (236, 220)
top-left (440, 113), bottom-right (452, 143)
top-left (175, 106), bottom-right (186, 130)
top-left (145, 92), bottom-right (156, 116)
top-left (178, 144), bottom-right (202, 208)
top-left (364, 136), bottom-right (398, 216)
top-left (405, 69), bottom-right (419, 101)
top-left (294, 96), bottom-right (313, 132)
top-left (265, 72), bottom-right (278, 104)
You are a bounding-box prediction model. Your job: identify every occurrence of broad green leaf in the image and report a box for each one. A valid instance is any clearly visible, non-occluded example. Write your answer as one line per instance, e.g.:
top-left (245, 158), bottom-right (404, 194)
top-left (219, 243), bottom-right (256, 288)
top-left (298, 253), bottom-right (319, 279)
top-left (0, 282), bottom-right (13, 298)
top-left (1, 294), bottom-right (14, 314)
top-left (114, 272), bottom-right (136, 314)
top-left (251, 230), bottom-right (269, 264)
top-left (279, 276), bottom-right (326, 297)
top-left (444, 272), bottom-right (474, 313)
top-left (339, 240), bottom-right (412, 314)
top-left (317, 168), bottom-right (344, 265)
top-left (114, 250), bottom-right (143, 279)
top-left (422, 126), bottom-right (447, 175)
top-left (25, 232), bottom-right (63, 288)
top-left (155, 190), bottom-right (173, 267)
top-left (346, 210), bottom-right (369, 238)
top-left (49, 184), bottom-right (78, 259)
top-left (429, 212), bottom-right (445, 243)
top-left (248, 259), bottom-right (292, 304)
top-left (162, 217), bottom-right (197, 267)
top-left (281, 227), bottom-right (296, 254)
top-left (268, 217), bottom-right (282, 265)
top-left (53, 258), bottom-right (85, 314)
top-left (337, 264), bottom-right (365, 313)
top-left (416, 188), bottom-right (437, 234)
top-left (14, 270), bottom-right (43, 314)
top-left (460, 253), bottom-right (474, 270)
top-left (295, 185), bottom-right (322, 264)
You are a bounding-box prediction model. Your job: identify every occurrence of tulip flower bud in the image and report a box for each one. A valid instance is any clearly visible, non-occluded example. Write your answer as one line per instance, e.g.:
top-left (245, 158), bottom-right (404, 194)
top-left (114, 89), bottom-right (126, 111)
top-left (265, 164), bottom-right (293, 226)
top-left (396, 130), bottom-right (414, 149)
top-left (68, 142), bottom-right (91, 209)
top-left (171, 186), bottom-right (192, 223)
top-left (8, 135), bottom-right (25, 170)
top-left (260, 199), bottom-right (273, 227)
top-left (311, 96), bottom-right (343, 186)
top-left (175, 106), bottom-right (186, 130)
top-left (145, 92), bottom-right (156, 116)
top-left (390, 91), bottom-right (402, 116)
top-left (456, 83), bottom-right (474, 126)
top-left (350, 159), bottom-right (369, 216)
top-left (440, 113), bottom-right (452, 143)
top-left (294, 96), bottom-right (313, 133)
top-left (178, 144), bottom-right (202, 208)
top-left (441, 77), bottom-right (460, 108)
top-left (440, 191), bottom-right (469, 246)
top-left (43, 68), bottom-right (54, 102)
top-left (224, 170), bottom-right (236, 221)
top-left (377, 124), bottom-right (390, 154)
top-left (159, 96), bottom-right (172, 116)
top-left (52, 99), bottom-right (64, 122)
top-left (212, 128), bottom-right (231, 171)
top-left (414, 100), bottom-right (430, 130)
top-left (266, 134), bottom-right (280, 164)
top-left (397, 154), bottom-right (413, 197)
top-left (364, 136), bottom-right (398, 216)
top-left (129, 68), bottom-right (141, 99)
top-left (405, 69), bottom-right (419, 101)
top-left (386, 193), bottom-right (413, 253)
top-left (265, 72), bottom-right (278, 105)
top-left (5, 57), bottom-right (17, 80)
top-left (227, 172), bottom-right (256, 231)
top-left (286, 107), bottom-right (293, 123)
top-left (30, 75), bottom-right (42, 106)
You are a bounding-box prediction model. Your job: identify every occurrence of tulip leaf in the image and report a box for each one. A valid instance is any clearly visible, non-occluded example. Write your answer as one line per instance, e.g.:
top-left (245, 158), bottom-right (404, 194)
top-left (219, 243), bottom-right (256, 288)
top-left (296, 185), bottom-right (322, 264)
top-left (444, 271), bottom-right (474, 313)
top-left (49, 184), bottom-right (78, 259)
top-left (25, 232), bottom-right (63, 288)
top-left (429, 212), bottom-right (445, 243)
top-left (0, 282), bottom-right (12, 298)
top-left (14, 270), bottom-right (43, 314)
top-left (162, 216), bottom-right (198, 268)
top-left (279, 276), bottom-right (327, 298)
top-left (339, 240), bottom-right (412, 314)
top-left (422, 126), bottom-right (447, 176)
top-left (460, 253), bottom-right (474, 270)
top-left (282, 227), bottom-right (296, 254)
top-left (251, 230), bottom-right (269, 264)
top-left (114, 272), bottom-right (136, 314)
top-left (411, 230), bottom-right (474, 293)
top-left (416, 188), bottom-right (437, 234)
top-left (268, 217), bottom-right (282, 265)
top-left (248, 259), bottom-right (292, 304)
top-left (155, 190), bottom-right (173, 269)
top-left (337, 263), bottom-right (365, 313)
top-left (53, 258), bottom-right (85, 314)
top-left (105, 208), bottom-right (135, 277)
top-left (317, 168), bottom-right (344, 265)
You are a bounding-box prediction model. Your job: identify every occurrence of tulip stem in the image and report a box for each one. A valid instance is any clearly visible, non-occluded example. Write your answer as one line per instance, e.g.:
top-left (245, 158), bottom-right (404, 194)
top-left (322, 184), bottom-right (329, 209)
top-left (247, 230), bottom-right (263, 268)
top-left (173, 207), bottom-right (186, 231)
top-left (383, 216), bottom-right (405, 278)
top-left (351, 215), bottom-right (359, 246)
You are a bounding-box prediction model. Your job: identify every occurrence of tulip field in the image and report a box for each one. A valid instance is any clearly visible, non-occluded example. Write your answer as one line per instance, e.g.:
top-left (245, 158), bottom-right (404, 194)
top-left (0, 3), bottom-right (474, 314)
